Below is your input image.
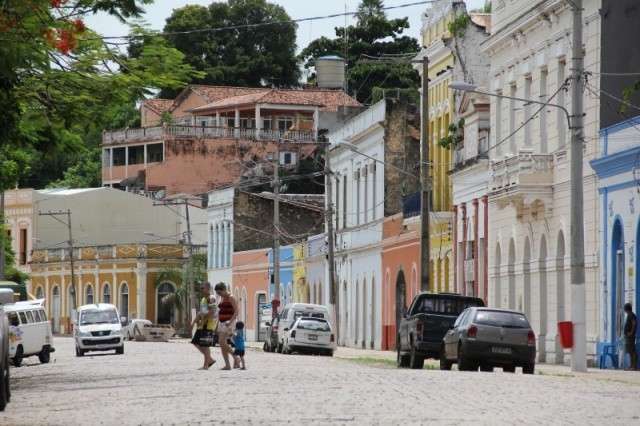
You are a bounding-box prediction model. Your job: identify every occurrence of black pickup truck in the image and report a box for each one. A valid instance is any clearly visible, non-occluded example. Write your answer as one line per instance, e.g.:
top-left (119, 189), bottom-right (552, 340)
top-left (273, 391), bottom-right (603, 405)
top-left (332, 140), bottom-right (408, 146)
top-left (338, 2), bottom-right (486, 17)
top-left (397, 293), bottom-right (484, 369)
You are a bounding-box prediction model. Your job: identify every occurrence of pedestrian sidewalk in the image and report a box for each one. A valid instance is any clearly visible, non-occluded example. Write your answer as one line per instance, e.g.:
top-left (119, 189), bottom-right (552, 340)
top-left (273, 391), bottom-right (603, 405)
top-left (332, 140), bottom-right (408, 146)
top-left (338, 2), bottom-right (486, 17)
top-left (246, 341), bottom-right (640, 384)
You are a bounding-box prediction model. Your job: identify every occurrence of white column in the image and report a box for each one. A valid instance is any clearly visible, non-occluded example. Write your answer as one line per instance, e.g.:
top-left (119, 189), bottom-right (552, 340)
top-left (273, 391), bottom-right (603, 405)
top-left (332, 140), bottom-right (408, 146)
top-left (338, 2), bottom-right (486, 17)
top-left (208, 225), bottom-right (214, 268)
top-left (136, 262), bottom-right (147, 319)
top-left (223, 222), bottom-right (230, 267)
top-left (125, 146), bottom-right (129, 178)
top-left (217, 223), bottom-right (224, 268)
top-left (313, 107), bottom-right (319, 140)
top-left (143, 144), bottom-right (148, 166)
top-left (213, 223), bottom-right (219, 269)
top-left (216, 112), bottom-right (221, 127)
top-left (255, 106), bottom-right (261, 140)
top-left (234, 109), bottom-right (240, 138)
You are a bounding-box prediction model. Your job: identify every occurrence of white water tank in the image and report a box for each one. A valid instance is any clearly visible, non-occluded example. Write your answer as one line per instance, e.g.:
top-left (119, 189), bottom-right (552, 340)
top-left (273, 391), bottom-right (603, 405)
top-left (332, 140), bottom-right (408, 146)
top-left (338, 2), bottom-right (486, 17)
top-left (316, 56), bottom-right (346, 89)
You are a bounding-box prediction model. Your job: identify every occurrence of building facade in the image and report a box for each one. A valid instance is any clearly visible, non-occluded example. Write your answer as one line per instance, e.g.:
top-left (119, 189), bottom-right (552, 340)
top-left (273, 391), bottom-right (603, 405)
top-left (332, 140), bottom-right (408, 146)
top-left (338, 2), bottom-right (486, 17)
top-left (485, 0), bottom-right (602, 364)
top-left (591, 115), bottom-right (640, 367)
top-left (29, 243), bottom-right (190, 334)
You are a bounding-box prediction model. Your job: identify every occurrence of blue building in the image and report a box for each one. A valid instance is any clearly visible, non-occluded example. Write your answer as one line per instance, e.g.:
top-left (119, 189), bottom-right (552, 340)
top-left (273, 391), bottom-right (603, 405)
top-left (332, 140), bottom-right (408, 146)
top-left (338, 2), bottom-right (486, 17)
top-left (591, 115), bottom-right (640, 368)
top-left (268, 245), bottom-right (294, 307)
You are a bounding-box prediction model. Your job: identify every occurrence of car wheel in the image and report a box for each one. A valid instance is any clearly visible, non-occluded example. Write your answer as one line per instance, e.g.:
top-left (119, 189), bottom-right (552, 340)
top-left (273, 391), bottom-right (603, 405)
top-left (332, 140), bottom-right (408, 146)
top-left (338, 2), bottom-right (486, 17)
top-left (457, 343), bottom-right (475, 372)
top-left (409, 344), bottom-right (425, 369)
top-left (480, 364), bottom-right (494, 372)
top-left (38, 346), bottom-right (51, 364)
top-left (12, 346), bottom-right (23, 368)
top-left (75, 346), bottom-right (85, 357)
top-left (0, 355), bottom-right (9, 411)
top-left (396, 346), bottom-right (410, 368)
top-left (523, 363), bottom-right (535, 375)
top-left (503, 365), bottom-right (516, 373)
top-left (439, 347), bottom-right (452, 371)
top-left (116, 346), bottom-right (124, 355)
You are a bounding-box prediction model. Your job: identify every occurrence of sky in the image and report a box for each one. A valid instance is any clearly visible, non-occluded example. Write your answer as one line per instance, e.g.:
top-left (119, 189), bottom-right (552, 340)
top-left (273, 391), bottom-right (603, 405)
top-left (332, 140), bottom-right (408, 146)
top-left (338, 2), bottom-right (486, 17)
top-left (86, 0), bottom-right (488, 51)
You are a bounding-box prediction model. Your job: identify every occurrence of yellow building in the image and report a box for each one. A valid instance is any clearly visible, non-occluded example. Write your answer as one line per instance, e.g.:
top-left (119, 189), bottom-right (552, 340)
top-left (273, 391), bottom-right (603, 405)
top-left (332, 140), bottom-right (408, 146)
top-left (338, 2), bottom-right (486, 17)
top-left (416, 0), bottom-right (461, 292)
top-left (292, 243), bottom-right (309, 303)
top-left (29, 244), bottom-right (190, 334)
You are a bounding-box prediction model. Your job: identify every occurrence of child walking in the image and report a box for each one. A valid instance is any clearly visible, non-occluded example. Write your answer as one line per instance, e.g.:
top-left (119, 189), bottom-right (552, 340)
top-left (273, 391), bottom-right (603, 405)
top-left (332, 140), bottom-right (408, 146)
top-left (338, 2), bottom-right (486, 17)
top-left (232, 321), bottom-right (246, 370)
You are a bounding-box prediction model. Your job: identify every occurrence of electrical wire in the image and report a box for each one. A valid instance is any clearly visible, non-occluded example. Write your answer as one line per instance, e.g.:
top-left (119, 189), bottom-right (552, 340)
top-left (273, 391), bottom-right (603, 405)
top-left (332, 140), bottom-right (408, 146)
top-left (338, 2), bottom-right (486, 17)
top-left (80, 1), bottom-right (435, 42)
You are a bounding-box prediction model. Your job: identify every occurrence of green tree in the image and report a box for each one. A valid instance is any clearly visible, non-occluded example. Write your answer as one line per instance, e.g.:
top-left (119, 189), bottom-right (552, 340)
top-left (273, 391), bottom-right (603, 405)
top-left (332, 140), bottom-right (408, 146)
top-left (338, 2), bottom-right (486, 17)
top-left (300, 0), bottom-right (420, 104)
top-left (0, 1), bottom-right (200, 190)
top-left (160, 0), bottom-right (300, 97)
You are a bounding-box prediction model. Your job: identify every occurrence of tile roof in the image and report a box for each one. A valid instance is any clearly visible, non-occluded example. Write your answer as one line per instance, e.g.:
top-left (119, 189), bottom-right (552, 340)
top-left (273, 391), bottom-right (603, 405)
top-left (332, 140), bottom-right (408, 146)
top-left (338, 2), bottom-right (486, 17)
top-left (188, 85), bottom-right (266, 103)
top-left (142, 99), bottom-right (174, 115)
top-left (189, 87), bottom-right (360, 113)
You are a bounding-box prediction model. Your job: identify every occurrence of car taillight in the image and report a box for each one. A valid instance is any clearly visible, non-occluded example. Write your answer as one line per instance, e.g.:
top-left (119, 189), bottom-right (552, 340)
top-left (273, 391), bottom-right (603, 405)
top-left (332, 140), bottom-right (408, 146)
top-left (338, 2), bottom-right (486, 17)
top-left (467, 325), bottom-right (478, 338)
top-left (527, 330), bottom-right (535, 346)
top-left (290, 330), bottom-right (296, 339)
top-left (330, 334), bottom-right (335, 342)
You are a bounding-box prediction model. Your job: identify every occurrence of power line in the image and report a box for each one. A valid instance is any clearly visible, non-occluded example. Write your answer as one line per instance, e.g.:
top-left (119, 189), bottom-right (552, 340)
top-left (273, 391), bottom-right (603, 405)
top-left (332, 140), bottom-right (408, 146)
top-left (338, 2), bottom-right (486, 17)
top-left (81, 1), bottom-right (434, 42)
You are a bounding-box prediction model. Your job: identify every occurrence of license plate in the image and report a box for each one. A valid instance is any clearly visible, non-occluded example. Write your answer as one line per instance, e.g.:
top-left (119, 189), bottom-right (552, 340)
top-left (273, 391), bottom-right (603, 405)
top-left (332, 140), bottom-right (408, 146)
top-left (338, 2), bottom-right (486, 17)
top-left (308, 334), bottom-right (318, 341)
top-left (491, 346), bottom-right (512, 355)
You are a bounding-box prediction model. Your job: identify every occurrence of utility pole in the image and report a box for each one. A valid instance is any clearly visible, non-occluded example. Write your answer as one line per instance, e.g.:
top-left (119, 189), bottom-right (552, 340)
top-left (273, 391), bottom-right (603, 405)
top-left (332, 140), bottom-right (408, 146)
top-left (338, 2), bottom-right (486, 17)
top-left (569, 0), bottom-right (587, 373)
top-left (325, 142), bottom-right (338, 337)
top-left (0, 191), bottom-right (5, 280)
top-left (39, 210), bottom-right (77, 311)
top-left (272, 148), bottom-right (281, 317)
top-left (420, 55), bottom-right (431, 292)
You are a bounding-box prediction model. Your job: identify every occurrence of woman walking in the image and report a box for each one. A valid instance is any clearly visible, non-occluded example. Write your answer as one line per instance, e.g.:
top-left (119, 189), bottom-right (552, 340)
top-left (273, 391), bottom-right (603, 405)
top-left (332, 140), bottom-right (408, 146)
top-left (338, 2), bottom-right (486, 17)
top-left (214, 282), bottom-right (238, 370)
top-left (191, 282), bottom-right (217, 370)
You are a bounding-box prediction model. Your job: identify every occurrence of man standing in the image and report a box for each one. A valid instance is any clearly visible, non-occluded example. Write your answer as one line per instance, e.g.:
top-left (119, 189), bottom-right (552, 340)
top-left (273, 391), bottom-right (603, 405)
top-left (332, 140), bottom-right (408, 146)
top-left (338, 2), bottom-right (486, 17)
top-left (624, 303), bottom-right (638, 371)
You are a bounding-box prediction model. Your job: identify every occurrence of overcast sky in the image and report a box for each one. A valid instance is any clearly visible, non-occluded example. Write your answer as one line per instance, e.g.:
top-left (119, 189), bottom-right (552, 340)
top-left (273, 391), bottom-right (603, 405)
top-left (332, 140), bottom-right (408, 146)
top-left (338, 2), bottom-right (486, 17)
top-left (86, 0), bottom-right (487, 51)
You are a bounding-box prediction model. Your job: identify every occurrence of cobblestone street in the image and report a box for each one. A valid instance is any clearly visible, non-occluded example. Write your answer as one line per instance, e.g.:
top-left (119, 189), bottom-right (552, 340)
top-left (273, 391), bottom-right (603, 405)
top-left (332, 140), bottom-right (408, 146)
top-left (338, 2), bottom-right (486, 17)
top-left (2, 337), bottom-right (640, 425)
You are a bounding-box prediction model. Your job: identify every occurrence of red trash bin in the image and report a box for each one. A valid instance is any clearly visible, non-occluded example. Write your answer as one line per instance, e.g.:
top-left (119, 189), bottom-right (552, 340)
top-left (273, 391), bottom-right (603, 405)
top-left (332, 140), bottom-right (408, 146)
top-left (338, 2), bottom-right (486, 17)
top-left (557, 321), bottom-right (573, 349)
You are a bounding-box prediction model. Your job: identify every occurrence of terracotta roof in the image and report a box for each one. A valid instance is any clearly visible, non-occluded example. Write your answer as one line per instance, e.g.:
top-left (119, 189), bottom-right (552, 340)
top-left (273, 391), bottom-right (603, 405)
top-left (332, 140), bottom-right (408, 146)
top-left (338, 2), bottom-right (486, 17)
top-left (142, 99), bottom-right (174, 115)
top-left (190, 88), bottom-right (360, 113)
top-left (188, 85), bottom-right (266, 103)
top-left (470, 13), bottom-right (491, 33)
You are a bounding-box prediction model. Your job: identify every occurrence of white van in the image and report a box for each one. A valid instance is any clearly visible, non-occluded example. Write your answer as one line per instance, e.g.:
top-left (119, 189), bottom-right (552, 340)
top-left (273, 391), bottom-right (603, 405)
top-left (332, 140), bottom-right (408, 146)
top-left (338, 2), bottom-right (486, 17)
top-left (5, 301), bottom-right (55, 367)
top-left (276, 303), bottom-right (331, 353)
top-left (74, 304), bottom-right (125, 356)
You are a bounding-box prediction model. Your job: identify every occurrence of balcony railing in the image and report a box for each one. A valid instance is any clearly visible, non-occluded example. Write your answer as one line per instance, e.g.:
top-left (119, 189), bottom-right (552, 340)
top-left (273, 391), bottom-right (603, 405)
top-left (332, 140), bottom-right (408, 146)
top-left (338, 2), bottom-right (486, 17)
top-left (489, 150), bottom-right (554, 194)
top-left (402, 192), bottom-right (421, 218)
top-left (103, 125), bottom-right (317, 145)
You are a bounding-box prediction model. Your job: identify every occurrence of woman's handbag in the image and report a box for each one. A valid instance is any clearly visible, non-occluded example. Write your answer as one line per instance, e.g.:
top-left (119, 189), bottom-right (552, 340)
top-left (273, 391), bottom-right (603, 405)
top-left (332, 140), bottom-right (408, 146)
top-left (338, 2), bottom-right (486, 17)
top-left (197, 329), bottom-right (218, 347)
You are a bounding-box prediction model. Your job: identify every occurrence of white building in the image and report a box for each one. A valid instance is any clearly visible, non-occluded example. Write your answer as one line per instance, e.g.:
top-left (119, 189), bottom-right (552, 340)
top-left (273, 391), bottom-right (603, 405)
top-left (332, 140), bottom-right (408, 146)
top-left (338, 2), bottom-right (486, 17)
top-left (484, 0), bottom-right (602, 364)
top-left (328, 98), bottom-right (420, 349)
top-left (306, 233), bottom-right (327, 306)
top-left (206, 187), bottom-right (234, 287)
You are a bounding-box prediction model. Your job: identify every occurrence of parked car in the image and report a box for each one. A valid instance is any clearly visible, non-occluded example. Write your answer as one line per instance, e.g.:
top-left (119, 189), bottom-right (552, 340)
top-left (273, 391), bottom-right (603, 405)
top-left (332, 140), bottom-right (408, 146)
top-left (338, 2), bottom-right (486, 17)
top-left (276, 303), bottom-right (331, 353)
top-left (124, 319), bottom-right (175, 342)
top-left (124, 319), bottom-right (151, 340)
top-left (0, 289), bottom-right (14, 412)
top-left (262, 315), bottom-right (280, 353)
top-left (282, 317), bottom-right (335, 356)
top-left (397, 293), bottom-right (484, 369)
top-left (74, 304), bottom-right (125, 356)
top-left (5, 300), bottom-right (55, 367)
top-left (440, 307), bottom-right (536, 374)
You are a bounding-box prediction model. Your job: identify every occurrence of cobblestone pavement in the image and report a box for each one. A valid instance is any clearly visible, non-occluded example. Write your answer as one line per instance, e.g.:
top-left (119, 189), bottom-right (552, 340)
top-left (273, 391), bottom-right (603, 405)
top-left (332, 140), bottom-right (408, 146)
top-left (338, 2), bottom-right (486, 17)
top-left (2, 337), bottom-right (640, 425)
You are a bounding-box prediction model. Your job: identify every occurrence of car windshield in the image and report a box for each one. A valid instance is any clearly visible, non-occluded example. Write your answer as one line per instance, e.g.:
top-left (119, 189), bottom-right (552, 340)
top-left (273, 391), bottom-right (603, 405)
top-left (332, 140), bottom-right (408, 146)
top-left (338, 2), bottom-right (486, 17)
top-left (414, 297), bottom-right (483, 316)
top-left (474, 311), bottom-right (530, 328)
top-left (296, 319), bottom-right (330, 332)
top-left (80, 309), bottom-right (119, 325)
top-left (293, 311), bottom-right (325, 320)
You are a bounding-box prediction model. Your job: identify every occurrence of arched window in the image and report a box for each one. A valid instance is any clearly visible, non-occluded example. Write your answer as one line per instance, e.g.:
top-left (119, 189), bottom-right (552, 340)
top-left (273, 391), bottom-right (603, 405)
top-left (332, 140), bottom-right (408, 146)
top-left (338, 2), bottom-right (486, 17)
top-left (103, 283), bottom-right (111, 304)
top-left (36, 286), bottom-right (44, 299)
top-left (157, 282), bottom-right (176, 325)
top-left (120, 283), bottom-right (129, 319)
top-left (85, 284), bottom-right (94, 305)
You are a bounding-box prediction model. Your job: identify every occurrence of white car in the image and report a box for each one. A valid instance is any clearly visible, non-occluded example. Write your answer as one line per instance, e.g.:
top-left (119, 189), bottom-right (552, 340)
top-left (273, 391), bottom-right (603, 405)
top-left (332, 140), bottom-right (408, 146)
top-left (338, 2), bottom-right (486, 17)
top-left (74, 304), bottom-right (125, 356)
top-left (124, 319), bottom-right (152, 340)
top-left (276, 303), bottom-right (331, 353)
top-left (5, 300), bottom-right (55, 367)
top-left (0, 289), bottom-right (14, 411)
top-left (283, 317), bottom-right (336, 356)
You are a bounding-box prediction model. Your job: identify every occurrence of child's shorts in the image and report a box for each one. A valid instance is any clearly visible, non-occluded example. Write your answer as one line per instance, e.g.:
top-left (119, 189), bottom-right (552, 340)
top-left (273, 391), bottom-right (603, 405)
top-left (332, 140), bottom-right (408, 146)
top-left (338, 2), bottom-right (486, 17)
top-left (233, 349), bottom-right (245, 357)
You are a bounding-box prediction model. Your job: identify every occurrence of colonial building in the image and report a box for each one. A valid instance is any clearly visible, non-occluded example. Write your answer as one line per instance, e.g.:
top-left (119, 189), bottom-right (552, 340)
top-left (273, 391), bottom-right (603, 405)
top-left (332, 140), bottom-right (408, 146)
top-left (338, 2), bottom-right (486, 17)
top-left (102, 85), bottom-right (360, 196)
top-left (29, 243), bottom-right (193, 334)
top-left (484, 0), bottom-right (602, 364)
top-left (329, 97), bottom-right (419, 349)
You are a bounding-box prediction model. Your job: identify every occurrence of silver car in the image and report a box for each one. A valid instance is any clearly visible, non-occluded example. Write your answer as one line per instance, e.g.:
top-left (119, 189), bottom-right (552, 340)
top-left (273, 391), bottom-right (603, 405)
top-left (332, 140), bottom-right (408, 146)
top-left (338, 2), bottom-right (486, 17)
top-left (440, 307), bottom-right (536, 374)
top-left (0, 289), bottom-right (14, 411)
